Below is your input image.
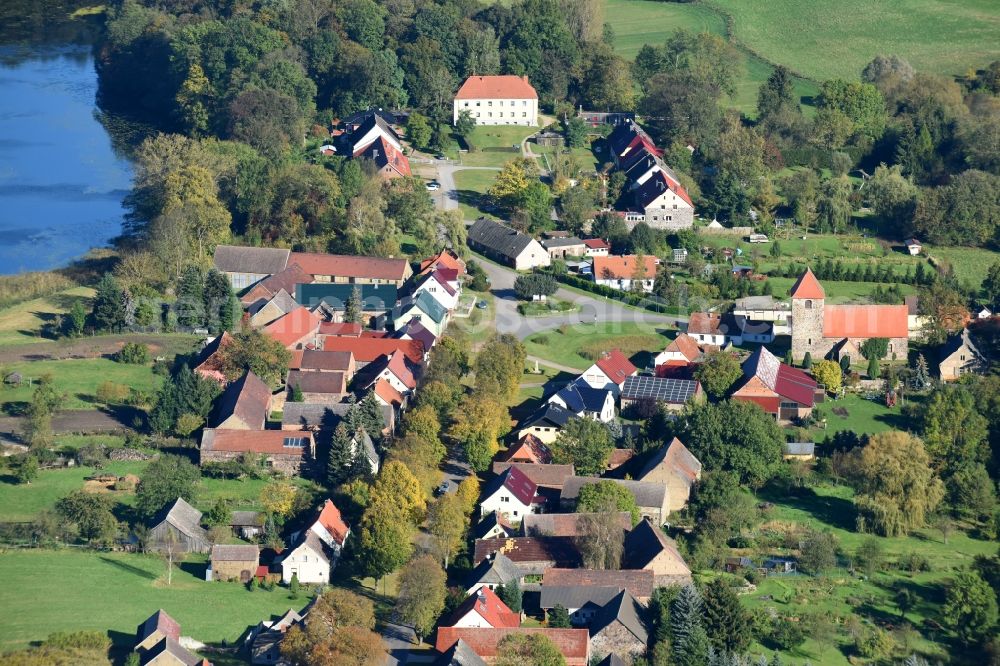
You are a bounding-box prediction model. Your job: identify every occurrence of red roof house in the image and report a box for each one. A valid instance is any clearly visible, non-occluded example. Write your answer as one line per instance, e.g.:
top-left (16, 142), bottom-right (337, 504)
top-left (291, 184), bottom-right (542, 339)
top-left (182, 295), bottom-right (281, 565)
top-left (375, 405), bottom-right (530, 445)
top-left (354, 135), bottom-right (411, 179)
top-left (494, 434), bottom-right (552, 465)
top-left (580, 349), bottom-right (638, 394)
top-left (263, 306), bottom-right (322, 350)
top-left (732, 346), bottom-right (817, 420)
top-left (441, 587), bottom-right (521, 629)
top-left (310, 499), bottom-right (350, 548)
top-left (322, 337), bottom-right (425, 365)
top-left (435, 628), bottom-right (589, 665)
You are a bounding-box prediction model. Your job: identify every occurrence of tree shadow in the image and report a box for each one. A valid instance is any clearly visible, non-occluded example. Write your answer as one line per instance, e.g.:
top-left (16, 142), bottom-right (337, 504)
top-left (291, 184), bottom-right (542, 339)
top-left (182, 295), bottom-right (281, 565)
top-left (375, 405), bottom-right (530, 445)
top-left (758, 485), bottom-right (856, 531)
top-left (100, 404), bottom-right (145, 430)
top-left (179, 560), bottom-right (206, 578)
top-left (98, 555), bottom-right (158, 580)
top-left (2, 401), bottom-right (30, 416)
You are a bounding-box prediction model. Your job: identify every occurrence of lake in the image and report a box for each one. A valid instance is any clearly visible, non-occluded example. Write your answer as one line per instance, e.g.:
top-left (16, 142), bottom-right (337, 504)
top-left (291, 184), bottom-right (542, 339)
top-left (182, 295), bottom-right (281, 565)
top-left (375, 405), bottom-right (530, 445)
top-left (0, 45), bottom-right (131, 274)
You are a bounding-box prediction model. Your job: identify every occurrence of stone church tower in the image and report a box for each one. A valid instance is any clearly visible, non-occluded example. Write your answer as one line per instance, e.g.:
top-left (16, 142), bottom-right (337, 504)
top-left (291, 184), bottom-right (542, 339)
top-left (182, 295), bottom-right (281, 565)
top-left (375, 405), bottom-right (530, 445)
top-left (790, 268), bottom-right (826, 362)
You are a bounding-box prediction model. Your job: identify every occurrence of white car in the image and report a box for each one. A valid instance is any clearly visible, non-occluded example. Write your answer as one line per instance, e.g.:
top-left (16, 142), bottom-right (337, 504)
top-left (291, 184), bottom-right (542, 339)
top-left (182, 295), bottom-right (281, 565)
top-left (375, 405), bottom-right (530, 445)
top-left (425, 181), bottom-right (440, 191)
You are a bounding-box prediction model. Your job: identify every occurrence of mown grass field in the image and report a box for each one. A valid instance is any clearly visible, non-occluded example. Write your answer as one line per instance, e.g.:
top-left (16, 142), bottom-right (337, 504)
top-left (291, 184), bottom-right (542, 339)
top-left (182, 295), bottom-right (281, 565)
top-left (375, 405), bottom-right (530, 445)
top-left (0, 286), bottom-right (94, 346)
top-left (705, 0), bottom-right (1000, 83)
top-left (0, 358), bottom-right (163, 411)
top-left (809, 393), bottom-right (907, 438)
top-left (731, 482), bottom-right (996, 665)
top-left (0, 549), bottom-right (303, 652)
top-left (603, 0), bottom-right (819, 115)
top-left (452, 169), bottom-right (499, 221)
top-left (448, 125), bottom-right (538, 168)
top-left (925, 245), bottom-right (1000, 291)
top-left (523, 321), bottom-right (673, 370)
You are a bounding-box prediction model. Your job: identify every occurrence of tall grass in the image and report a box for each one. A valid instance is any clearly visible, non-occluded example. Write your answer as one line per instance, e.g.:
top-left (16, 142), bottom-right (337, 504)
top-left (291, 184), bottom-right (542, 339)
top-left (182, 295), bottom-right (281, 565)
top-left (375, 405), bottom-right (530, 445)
top-left (0, 272), bottom-right (77, 310)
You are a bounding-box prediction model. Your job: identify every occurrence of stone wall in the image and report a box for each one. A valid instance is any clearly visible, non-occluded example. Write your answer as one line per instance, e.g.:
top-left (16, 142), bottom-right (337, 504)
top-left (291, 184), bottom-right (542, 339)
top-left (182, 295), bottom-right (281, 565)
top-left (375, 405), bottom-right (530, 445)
top-left (201, 450), bottom-right (311, 477)
top-left (213, 559), bottom-right (257, 582)
top-left (790, 297), bottom-right (826, 362)
top-left (590, 623), bottom-right (645, 664)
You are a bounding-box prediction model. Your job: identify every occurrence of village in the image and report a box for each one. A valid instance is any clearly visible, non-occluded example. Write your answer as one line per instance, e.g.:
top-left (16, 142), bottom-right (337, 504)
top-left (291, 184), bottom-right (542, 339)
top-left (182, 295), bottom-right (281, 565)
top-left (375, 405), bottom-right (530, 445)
top-left (1, 31), bottom-right (999, 666)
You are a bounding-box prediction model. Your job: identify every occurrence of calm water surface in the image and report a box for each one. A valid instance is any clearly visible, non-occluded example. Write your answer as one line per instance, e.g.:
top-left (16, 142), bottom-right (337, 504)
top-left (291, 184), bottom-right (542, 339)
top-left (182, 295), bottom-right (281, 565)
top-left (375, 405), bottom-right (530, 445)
top-left (0, 45), bottom-right (131, 273)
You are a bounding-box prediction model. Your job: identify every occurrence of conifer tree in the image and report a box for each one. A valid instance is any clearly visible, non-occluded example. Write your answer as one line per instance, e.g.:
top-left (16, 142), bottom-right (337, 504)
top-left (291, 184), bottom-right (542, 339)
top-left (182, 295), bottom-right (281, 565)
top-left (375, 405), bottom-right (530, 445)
top-left (328, 423), bottom-right (356, 486)
top-left (91, 273), bottom-right (126, 332)
top-left (176, 265), bottom-right (206, 328)
top-left (671, 584), bottom-right (710, 666)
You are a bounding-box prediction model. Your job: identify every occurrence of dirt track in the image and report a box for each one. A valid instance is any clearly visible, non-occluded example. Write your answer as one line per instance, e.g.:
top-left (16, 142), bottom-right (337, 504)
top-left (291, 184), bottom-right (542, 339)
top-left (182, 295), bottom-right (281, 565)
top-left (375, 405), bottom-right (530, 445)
top-left (0, 333), bottom-right (199, 364)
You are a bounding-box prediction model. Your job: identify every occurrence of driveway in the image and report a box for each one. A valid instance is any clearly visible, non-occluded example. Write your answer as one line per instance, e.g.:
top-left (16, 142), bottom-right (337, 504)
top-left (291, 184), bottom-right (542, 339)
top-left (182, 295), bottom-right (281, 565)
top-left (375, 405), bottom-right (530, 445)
top-left (381, 620), bottom-right (417, 665)
top-left (434, 165), bottom-right (500, 214)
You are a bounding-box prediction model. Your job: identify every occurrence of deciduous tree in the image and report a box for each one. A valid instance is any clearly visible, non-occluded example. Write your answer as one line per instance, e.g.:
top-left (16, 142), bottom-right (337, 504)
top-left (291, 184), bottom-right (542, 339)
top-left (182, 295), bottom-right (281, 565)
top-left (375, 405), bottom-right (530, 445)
top-left (395, 555), bottom-right (447, 643)
top-left (576, 480), bottom-right (640, 525)
top-left (693, 351), bottom-right (742, 400)
top-left (551, 418), bottom-right (613, 476)
top-left (942, 570), bottom-right (998, 646)
top-left (135, 454), bottom-right (200, 519)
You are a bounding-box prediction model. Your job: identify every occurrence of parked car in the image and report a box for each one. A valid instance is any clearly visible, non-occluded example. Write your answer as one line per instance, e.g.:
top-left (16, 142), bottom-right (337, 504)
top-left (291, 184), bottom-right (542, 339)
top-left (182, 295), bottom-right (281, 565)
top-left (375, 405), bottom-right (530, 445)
top-left (425, 181), bottom-right (440, 191)
top-left (476, 300), bottom-right (488, 309)
top-left (435, 481), bottom-right (451, 496)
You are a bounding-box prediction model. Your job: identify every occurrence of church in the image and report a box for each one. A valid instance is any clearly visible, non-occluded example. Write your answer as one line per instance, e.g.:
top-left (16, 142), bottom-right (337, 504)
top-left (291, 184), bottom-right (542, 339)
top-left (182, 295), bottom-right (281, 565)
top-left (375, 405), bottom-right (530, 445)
top-left (789, 268), bottom-right (909, 362)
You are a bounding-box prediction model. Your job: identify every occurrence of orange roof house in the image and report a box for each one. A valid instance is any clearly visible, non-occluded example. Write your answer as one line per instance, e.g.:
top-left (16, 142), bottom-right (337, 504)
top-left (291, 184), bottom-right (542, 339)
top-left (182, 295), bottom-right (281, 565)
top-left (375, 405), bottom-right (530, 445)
top-left (310, 499), bottom-right (350, 547)
top-left (455, 75), bottom-right (538, 100)
top-left (322, 337), bottom-right (425, 365)
top-left (593, 255), bottom-right (658, 281)
top-left (264, 306), bottom-right (322, 350)
top-left (435, 628), bottom-right (589, 665)
top-left (420, 248), bottom-right (466, 276)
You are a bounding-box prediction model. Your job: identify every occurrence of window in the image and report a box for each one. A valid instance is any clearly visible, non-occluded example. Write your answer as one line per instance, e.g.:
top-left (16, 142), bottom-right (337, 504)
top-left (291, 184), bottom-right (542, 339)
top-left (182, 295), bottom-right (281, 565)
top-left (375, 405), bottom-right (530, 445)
top-left (805, 300), bottom-right (813, 309)
top-left (673, 204), bottom-right (678, 209)
top-left (808, 338), bottom-right (812, 345)
top-left (488, 112), bottom-right (492, 117)
top-left (476, 112), bottom-right (480, 118)
top-left (500, 496), bottom-right (509, 503)
top-left (476, 101), bottom-right (481, 106)
top-left (488, 101), bottom-right (492, 107)
top-left (523, 100), bottom-right (527, 106)
top-left (522, 112), bottom-right (526, 117)
top-left (513, 511), bottom-right (519, 517)
top-left (961, 354), bottom-right (966, 360)
top-left (283, 437), bottom-right (307, 448)
top-left (464, 102), bottom-right (469, 107)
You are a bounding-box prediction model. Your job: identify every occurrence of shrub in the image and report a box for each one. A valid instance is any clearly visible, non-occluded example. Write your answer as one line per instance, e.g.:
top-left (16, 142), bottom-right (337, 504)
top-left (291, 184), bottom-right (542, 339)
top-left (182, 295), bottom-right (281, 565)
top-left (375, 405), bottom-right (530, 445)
top-left (115, 342), bottom-right (150, 364)
top-left (897, 551), bottom-right (931, 573)
top-left (96, 382), bottom-right (130, 405)
top-left (769, 619), bottom-right (806, 650)
top-left (534, 335), bottom-right (550, 345)
top-left (44, 631), bottom-right (111, 650)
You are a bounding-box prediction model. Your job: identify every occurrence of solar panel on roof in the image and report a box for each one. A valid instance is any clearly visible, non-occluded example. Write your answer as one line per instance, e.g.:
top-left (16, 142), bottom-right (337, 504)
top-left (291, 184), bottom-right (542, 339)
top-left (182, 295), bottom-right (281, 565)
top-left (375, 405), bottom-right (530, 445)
top-left (622, 376), bottom-right (697, 403)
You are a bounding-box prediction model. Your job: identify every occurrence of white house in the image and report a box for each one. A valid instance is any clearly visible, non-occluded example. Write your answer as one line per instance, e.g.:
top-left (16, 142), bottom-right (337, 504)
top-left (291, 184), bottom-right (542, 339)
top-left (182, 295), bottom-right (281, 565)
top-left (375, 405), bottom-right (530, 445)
top-left (593, 255), bottom-right (657, 293)
top-left (369, 351), bottom-right (417, 396)
top-left (579, 349), bottom-right (638, 396)
top-left (348, 112), bottom-right (402, 154)
top-left (453, 75), bottom-right (538, 126)
top-left (977, 306), bottom-right (993, 319)
top-left (686, 312), bottom-right (774, 346)
top-left (583, 239), bottom-right (610, 257)
top-left (467, 218), bottom-right (551, 270)
top-left (413, 269), bottom-right (460, 311)
top-left (479, 466), bottom-right (544, 521)
top-left (307, 499), bottom-right (349, 553)
top-left (281, 531), bottom-right (330, 584)
top-left (653, 333), bottom-right (702, 368)
top-left (442, 588), bottom-right (520, 629)
top-left (632, 171), bottom-right (694, 230)
top-left (905, 238), bottom-right (922, 256)
top-left (548, 381), bottom-right (615, 422)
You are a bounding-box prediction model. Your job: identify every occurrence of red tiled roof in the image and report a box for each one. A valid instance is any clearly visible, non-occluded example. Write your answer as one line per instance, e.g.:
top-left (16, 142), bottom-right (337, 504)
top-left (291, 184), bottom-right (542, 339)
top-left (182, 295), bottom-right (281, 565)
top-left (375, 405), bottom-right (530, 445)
top-left (419, 249), bottom-right (466, 276)
top-left (137, 610), bottom-right (181, 645)
top-left (740, 346), bottom-right (817, 407)
top-left (213, 371), bottom-right (271, 429)
top-left (315, 499), bottom-right (350, 546)
top-left (490, 463), bottom-right (575, 489)
top-left (687, 312), bottom-right (723, 336)
top-left (823, 304), bottom-right (909, 339)
top-left (354, 136), bottom-right (411, 177)
top-left (292, 350), bottom-right (354, 372)
top-left (607, 448), bottom-right (635, 470)
top-left (318, 322), bottom-right (362, 337)
top-left (667, 333), bottom-right (701, 362)
top-left (594, 349), bottom-right (638, 384)
top-left (501, 466), bottom-right (540, 506)
top-left (425, 269), bottom-right (458, 296)
top-left (495, 434), bottom-right (553, 465)
top-left (384, 351), bottom-right (417, 389)
top-left (593, 255), bottom-right (657, 281)
top-left (193, 331), bottom-right (233, 384)
top-left (582, 238), bottom-right (610, 249)
top-left (202, 429), bottom-right (313, 456)
top-left (240, 263), bottom-right (312, 305)
top-left (789, 268), bottom-right (825, 299)
top-left (542, 568), bottom-right (654, 599)
top-left (373, 378), bottom-right (404, 406)
top-left (322, 337), bottom-right (425, 364)
top-left (264, 306), bottom-right (321, 349)
top-left (287, 370), bottom-right (347, 395)
top-left (289, 251), bottom-right (409, 281)
top-left (455, 75), bottom-right (538, 100)
top-left (661, 437), bottom-right (702, 484)
top-left (473, 536), bottom-right (581, 567)
top-left (435, 628), bottom-right (589, 664)
top-left (442, 588), bottom-right (521, 629)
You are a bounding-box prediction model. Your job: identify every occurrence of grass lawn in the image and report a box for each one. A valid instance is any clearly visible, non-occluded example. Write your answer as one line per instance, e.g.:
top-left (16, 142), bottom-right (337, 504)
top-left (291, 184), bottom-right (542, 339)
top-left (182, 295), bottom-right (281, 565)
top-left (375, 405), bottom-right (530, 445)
top-left (0, 549), bottom-right (306, 652)
top-left (454, 125), bottom-right (538, 168)
top-left (523, 321), bottom-right (673, 370)
top-left (808, 393), bottom-right (908, 438)
top-left (0, 358), bottom-right (163, 411)
top-left (452, 169), bottom-right (499, 221)
top-left (705, 0), bottom-right (1000, 84)
top-left (0, 286), bottom-right (94, 346)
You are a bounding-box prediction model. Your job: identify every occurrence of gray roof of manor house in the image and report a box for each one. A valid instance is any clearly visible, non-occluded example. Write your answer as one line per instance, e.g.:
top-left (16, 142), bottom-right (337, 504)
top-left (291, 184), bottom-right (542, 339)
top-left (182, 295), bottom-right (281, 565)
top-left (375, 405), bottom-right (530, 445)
top-left (213, 245), bottom-right (290, 275)
top-left (590, 589), bottom-right (649, 644)
top-left (468, 218), bottom-right (537, 259)
top-left (540, 585), bottom-right (622, 610)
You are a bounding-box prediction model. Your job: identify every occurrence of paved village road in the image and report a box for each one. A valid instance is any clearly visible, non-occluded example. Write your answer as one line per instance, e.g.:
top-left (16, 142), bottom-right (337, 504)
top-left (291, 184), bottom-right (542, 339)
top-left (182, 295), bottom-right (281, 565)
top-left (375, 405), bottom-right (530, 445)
top-left (381, 621), bottom-right (417, 665)
top-left (474, 259), bottom-right (684, 340)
